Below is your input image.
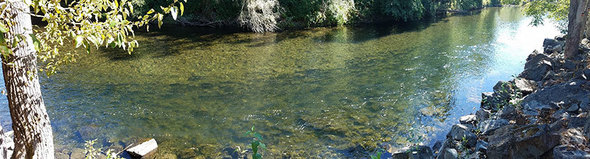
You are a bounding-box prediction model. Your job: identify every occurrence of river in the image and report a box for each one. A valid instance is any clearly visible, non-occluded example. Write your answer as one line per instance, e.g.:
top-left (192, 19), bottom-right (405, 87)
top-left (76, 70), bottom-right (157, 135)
top-left (0, 7), bottom-right (560, 158)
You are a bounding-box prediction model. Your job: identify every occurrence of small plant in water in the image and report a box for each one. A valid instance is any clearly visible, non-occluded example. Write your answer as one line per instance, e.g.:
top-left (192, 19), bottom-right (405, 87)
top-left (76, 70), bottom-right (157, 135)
top-left (245, 126), bottom-right (266, 159)
top-left (370, 149), bottom-right (383, 159)
top-left (84, 139), bottom-right (121, 159)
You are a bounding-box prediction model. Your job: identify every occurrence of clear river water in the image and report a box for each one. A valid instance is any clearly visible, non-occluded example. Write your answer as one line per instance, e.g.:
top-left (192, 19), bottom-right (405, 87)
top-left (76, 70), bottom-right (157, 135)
top-left (0, 7), bottom-right (561, 158)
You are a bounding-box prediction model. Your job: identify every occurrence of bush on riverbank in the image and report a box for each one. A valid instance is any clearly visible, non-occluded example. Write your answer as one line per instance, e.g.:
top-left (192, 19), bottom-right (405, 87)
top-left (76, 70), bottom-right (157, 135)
top-left (129, 0), bottom-right (501, 31)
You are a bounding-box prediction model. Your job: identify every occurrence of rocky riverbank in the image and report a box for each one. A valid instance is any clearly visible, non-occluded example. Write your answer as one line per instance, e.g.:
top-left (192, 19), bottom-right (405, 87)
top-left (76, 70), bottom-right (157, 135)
top-left (391, 36), bottom-right (590, 158)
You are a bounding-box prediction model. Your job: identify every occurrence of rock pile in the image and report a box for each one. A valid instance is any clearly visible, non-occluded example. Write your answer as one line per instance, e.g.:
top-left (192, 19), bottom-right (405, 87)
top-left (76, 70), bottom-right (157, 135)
top-left (392, 36), bottom-right (590, 158)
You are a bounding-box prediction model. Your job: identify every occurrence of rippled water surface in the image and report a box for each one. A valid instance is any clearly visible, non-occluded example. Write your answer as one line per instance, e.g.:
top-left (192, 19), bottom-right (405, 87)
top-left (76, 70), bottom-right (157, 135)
top-left (0, 7), bottom-right (560, 157)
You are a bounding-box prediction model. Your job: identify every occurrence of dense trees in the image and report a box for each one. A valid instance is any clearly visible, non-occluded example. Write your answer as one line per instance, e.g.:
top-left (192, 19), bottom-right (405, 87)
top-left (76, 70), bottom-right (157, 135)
top-left (131, 0), bottom-right (506, 32)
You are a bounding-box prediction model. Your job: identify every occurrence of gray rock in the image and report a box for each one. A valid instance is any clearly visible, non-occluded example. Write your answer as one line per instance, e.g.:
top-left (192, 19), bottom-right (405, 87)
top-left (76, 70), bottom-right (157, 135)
top-left (392, 145), bottom-right (434, 159)
top-left (493, 81), bottom-right (515, 99)
top-left (566, 102), bottom-right (580, 112)
top-left (553, 145), bottom-right (590, 159)
top-left (543, 38), bottom-right (565, 54)
top-left (466, 151), bottom-right (485, 159)
top-left (497, 105), bottom-right (517, 120)
top-left (555, 35), bottom-right (566, 41)
top-left (481, 92), bottom-right (507, 112)
top-left (432, 141), bottom-right (442, 154)
top-left (481, 92), bottom-right (495, 110)
top-left (583, 69), bottom-right (590, 80)
top-left (513, 78), bottom-right (537, 95)
top-left (520, 82), bottom-right (590, 116)
top-left (447, 124), bottom-right (477, 148)
top-left (487, 124), bottom-right (560, 159)
top-left (477, 119), bottom-right (509, 135)
top-left (475, 110), bottom-right (490, 123)
top-left (475, 140), bottom-right (488, 153)
top-left (569, 116), bottom-right (588, 128)
top-left (520, 52), bottom-right (553, 81)
top-left (437, 148), bottom-right (458, 159)
top-left (126, 138), bottom-right (158, 159)
top-left (585, 118), bottom-right (590, 140)
top-left (459, 115), bottom-right (477, 125)
top-left (563, 60), bottom-right (577, 71)
top-left (560, 128), bottom-right (587, 147)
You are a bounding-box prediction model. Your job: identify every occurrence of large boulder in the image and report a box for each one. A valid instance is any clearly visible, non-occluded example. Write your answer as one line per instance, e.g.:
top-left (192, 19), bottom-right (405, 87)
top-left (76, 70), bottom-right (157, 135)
top-left (436, 148), bottom-right (458, 159)
top-left (392, 145), bottom-right (434, 159)
top-left (477, 119), bottom-right (509, 135)
top-left (481, 92), bottom-right (508, 112)
top-left (126, 138), bottom-right (158, 159)
top-left (519, 52), bottom-right (553, 81)
top-left (497, 105), bottom-right (518, 120)
top-left (520, 82), bottom-right (590, 117)
top-left (446, 124), bottom-right (477, 148)
top-left (513, 78), bottom-right (538, 95)
top-left (459, 115), bottom-right (477, 126)
top-left (543, 38), bottom-right (565, 54)
top-left (552, 145), bottom-right (590, 159)
top-left (487, 124), bottom-right (560, 159)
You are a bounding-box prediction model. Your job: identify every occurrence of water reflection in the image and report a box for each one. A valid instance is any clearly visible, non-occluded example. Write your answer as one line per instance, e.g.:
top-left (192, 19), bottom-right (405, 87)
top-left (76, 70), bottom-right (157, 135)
top-left (0, 7), bottom-right (559, 157)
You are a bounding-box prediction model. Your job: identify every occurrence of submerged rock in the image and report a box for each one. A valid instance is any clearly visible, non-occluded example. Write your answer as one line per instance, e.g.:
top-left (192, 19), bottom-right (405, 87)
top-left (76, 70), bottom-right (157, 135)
top-left (391, 145), bottom-right (434, 159)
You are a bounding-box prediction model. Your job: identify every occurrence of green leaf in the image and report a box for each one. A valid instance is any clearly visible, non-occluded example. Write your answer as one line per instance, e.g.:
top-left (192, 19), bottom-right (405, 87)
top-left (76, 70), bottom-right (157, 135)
top-left (128, 2), bottom-right (134, 14)
top-left (0, 23), bottom-right (8, 33)
top-left (29, 34), bottom-right (40, 52)
top-left (179, 3), bottom-right (184, 16)
top-left (0, 45), bottom-right (10, 58)
top-left (157, 14), bottom-right (163, 28)
top-left (75, 35), bottom-right (84, 48)
top-left (0, 32), bottom-right (5, 44)
top-left (147, 9), bottom-right (155, 14)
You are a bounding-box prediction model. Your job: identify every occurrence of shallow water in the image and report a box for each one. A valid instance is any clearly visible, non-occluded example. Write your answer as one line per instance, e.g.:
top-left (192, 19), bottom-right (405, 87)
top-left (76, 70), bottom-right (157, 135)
top-left (0, 7), bottom-right (560, 158)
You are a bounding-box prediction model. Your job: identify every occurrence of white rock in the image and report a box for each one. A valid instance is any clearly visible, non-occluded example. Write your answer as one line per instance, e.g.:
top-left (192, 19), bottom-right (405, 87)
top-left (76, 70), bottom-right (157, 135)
top-left (126, 138), bottom-right (158, 158)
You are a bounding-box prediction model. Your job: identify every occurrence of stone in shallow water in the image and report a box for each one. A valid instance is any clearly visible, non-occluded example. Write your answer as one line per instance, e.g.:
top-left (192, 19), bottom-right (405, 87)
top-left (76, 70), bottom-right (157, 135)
top-left (391, 145), bottom-right (433, 159)
top-left (126, 138), bottom-right (158, 159)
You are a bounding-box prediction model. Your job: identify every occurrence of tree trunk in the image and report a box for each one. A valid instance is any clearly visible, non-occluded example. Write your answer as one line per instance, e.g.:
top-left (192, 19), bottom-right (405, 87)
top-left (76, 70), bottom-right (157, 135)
top-left (2, 0), bottom-right (55, 158)
top-left (565, 0), bottom-right (589, 59)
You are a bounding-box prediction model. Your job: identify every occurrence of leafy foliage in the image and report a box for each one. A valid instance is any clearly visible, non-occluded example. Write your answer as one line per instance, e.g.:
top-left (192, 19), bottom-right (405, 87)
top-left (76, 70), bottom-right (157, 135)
top-left (0, 0), bottom-right (185, 75)
top-left (501, 0), bottom-right (522, 5)
top-left (84, 139), bottom-right (121, 159)
top-left (523, 0), bottom-right (569, 33)
top-left (245, 126), bottom-right (266, 159)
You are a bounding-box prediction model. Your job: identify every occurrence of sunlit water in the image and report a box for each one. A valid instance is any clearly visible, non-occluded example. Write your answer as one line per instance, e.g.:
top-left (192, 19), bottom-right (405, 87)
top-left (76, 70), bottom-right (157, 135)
top-left (0, 7), bottom-right (560, 158)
